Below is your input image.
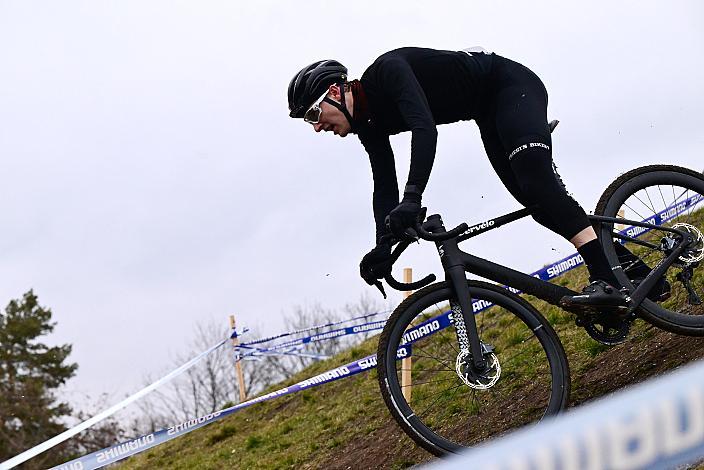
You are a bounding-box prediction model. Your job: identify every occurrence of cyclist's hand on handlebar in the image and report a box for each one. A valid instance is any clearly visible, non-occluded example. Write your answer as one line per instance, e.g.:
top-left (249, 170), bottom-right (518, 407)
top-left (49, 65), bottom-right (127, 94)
top-left (359, 239), bottom-right (394, 286)
top-left (386, 196), bottom-right (423, 239)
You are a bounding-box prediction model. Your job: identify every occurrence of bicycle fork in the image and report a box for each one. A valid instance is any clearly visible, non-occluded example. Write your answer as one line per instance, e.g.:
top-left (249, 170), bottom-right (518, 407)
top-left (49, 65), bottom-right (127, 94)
top-left (447, 265), bottom-right (488, 370)
top-left (424, 214), bottom-right (488, 371)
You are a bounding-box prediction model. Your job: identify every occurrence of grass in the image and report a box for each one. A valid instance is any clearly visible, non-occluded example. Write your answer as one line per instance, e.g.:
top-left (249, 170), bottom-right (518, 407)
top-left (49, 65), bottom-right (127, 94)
top-left (116, 207), bottom-right (704, 469)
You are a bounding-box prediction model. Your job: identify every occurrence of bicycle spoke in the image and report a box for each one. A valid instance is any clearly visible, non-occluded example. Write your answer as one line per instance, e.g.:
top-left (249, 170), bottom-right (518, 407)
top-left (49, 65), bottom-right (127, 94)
top-left (644, 187), bottom-right (657, 215)
top-left (415, 383), bottom-right (465, 418)
top-left (623, 201), bottom-right (647, 222)
top-left (633, 191), bottom-right (656, 216)
top-left (500, 335), bottom-right (540, 364)
top-left (401, 376), bottom-right (460, 389)
top-left (410, 352), bottom-right (455, 370)
top-left (658, 185), bottom-right (667, 209)
top-left (436, 313), bottom-right (460, 356)
top-left (381, 279), bottom-right (567, 453)
top-left (412, 339), bottom-right (455, 367)
top-left (430, 385), bottom-right (468, 424)
top-left (685, 188), bottom-right (695, 225)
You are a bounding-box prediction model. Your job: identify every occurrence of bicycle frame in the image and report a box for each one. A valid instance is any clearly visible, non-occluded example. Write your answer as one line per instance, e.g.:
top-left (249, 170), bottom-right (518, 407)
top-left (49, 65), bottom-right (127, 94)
top-left (414, 208), bottom-right (692, 369)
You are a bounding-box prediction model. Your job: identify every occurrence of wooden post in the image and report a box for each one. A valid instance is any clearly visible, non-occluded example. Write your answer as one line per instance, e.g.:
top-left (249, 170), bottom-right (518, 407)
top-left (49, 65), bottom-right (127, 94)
top-left (229, 315), bottom-right (247, 403)
top-left (615, 209), bottom-right (626, 232)
top-left (401, 268), bottom-right (413, 403)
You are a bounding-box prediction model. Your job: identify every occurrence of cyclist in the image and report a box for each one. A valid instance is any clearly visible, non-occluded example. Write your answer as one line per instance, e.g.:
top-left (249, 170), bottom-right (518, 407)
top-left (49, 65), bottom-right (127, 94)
top-left (288, 46), bottom-right (630, 310)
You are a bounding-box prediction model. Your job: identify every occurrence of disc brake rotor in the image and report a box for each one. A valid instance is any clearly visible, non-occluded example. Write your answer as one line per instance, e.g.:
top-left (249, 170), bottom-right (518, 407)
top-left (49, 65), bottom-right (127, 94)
top-left (456, 347), bottom-right (501, 390)
top-left (671, 223), bottom-right (704, 264)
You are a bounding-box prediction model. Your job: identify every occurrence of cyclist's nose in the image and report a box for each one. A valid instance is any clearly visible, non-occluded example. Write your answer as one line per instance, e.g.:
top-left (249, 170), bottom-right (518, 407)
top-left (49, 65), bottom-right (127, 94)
top-left (313, 123), bottom-right (323, 133)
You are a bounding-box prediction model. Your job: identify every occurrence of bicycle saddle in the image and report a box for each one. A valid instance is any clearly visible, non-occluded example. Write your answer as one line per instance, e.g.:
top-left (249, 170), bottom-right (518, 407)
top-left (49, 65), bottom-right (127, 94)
top-left (549, 119), bottom-right (559, 133)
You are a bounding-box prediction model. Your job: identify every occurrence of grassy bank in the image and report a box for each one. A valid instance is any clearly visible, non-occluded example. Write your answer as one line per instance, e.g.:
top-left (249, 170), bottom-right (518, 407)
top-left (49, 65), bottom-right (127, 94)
top-left (119, 209), bottom-right (704, 469)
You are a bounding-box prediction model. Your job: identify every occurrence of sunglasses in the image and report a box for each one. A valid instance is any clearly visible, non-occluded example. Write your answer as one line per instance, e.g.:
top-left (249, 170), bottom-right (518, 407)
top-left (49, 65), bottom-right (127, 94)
top-left (303, 93), bottom-right (341, 124)
top-left (303, 101), bottom-right (323, 124)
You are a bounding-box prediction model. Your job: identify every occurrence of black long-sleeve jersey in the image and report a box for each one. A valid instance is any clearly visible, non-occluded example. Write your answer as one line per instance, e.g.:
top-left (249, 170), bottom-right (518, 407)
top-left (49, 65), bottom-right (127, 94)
top-left (357, 47), bottom-right (496, 241)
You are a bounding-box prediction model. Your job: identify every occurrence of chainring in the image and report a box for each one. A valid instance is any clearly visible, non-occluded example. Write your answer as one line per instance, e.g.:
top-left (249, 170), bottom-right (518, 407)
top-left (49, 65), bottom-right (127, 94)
top-left (581, 313), bottom-right (631, 345)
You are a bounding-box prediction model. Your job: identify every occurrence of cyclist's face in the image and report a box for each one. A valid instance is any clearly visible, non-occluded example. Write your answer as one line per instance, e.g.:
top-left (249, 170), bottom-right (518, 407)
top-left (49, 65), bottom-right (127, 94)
top-left (311, 86), bottom-right (352, 137)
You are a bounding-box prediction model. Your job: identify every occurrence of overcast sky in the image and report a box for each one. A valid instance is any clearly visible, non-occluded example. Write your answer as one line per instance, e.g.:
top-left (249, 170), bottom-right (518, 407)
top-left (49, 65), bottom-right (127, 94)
top-left (1, 0), bottom-right (703, 412)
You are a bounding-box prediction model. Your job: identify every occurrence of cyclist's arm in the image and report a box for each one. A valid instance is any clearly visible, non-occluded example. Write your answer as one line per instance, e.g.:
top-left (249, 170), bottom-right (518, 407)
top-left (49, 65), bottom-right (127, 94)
top-left (359, 128), bottom-right (399, 243)
top-left (377, 56), bottom-right (438, 197)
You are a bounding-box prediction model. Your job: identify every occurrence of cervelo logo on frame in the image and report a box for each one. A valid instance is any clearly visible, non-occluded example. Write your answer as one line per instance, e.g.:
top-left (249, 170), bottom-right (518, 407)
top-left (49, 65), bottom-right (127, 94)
top-left (460, 219), bottom-right (496, 237)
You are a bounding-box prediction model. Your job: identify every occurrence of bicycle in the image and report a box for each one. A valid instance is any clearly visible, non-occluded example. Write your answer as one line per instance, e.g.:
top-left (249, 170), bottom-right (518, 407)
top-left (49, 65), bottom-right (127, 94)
top-left (375, 163), bottom-right (704, 455)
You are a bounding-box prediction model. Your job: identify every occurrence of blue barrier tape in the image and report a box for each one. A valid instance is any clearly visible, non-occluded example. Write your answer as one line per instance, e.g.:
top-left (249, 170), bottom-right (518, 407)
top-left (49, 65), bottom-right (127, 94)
top-left (46, 301), bottom-right (477, 469)
top-left (30, 194), bottom-right (704, 469)
top-left (48, 343), bottom-right (413, 470)
top-left (237, 319), bottom-right (388, 357)
top-left (48, 305), bottom-right (460, 470)
top-left (235, 310), bottom-right (390, 344)
top-left (0, 339), bottom-right (229, 470)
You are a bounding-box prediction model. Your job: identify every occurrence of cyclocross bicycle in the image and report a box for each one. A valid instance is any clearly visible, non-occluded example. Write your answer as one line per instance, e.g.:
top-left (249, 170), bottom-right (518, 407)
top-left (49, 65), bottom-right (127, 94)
top-left (375, 163), bottom-right (704, 456)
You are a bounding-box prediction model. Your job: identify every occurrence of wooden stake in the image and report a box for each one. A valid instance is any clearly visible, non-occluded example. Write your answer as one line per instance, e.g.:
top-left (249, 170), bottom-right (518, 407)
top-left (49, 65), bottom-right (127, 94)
top-left (401, 268), bottom-right (413, 403)
top-left (615, 209), bottom-right (626, 232)
top-left (230, 315), bottom-right (247, 403)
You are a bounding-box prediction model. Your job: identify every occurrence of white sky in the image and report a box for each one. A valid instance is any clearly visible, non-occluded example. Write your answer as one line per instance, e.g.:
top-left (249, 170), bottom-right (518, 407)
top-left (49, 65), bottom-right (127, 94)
top-left (1, 0), bottom-right (703, 408)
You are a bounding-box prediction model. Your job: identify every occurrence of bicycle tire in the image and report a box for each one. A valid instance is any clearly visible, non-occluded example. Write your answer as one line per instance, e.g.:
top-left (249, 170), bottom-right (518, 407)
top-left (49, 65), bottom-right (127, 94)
top-left (595, 165), bottom-right (704, 335)
top-left (377, 280), bottom-right (570, 456)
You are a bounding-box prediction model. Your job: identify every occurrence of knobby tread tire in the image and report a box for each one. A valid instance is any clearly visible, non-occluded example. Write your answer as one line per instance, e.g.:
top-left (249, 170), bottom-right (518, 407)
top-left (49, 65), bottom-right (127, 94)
top-left (594, 164), bottom-right (704, 335)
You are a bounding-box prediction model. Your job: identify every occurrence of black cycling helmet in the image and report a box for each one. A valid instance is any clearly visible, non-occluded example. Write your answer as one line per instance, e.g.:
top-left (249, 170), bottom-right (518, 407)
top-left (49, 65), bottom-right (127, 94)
top-left (288, 60), bottom-right (348, 119)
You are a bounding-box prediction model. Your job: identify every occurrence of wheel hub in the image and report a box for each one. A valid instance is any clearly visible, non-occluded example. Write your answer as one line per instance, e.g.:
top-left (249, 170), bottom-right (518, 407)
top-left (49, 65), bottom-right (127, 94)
top-left (456, 346), bottom-right (501, 390)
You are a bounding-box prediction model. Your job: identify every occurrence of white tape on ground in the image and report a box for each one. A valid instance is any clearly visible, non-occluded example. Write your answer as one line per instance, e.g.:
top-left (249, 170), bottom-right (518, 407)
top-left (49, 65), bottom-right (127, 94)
top-left (0, 338), bottom-right (228, 470)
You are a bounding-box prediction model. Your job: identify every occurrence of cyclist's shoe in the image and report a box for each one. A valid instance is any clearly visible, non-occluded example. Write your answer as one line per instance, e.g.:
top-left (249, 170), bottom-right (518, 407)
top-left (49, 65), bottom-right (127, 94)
top-left (632, 276), bottom-right (671, 302)
top-left (560, 280), bottom-right (629, 312)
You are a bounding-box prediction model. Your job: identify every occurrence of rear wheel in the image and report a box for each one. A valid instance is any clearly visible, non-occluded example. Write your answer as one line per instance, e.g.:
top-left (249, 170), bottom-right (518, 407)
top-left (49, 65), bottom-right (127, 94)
top-left (595, 165), bottom-right (704, 335)
top-left (377, 280), bottom-right (570, 456)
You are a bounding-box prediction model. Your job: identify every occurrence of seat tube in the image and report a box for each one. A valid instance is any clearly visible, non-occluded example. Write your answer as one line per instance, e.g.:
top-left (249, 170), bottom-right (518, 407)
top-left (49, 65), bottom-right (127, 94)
top-left (446, 265), bottom-right (487, 369)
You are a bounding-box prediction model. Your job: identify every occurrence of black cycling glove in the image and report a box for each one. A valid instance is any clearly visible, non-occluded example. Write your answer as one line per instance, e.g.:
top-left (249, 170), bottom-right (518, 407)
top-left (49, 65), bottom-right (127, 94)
top-left (359, 239), bottom-right (394, 285)
top-left (387, 189), bottom-right (422, 239)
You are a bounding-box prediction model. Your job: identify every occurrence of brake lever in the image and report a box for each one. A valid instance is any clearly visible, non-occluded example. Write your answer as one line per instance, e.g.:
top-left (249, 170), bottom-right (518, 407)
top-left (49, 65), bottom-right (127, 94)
top-left (373, 280), bottom-right (387, 299)
top-left (403, 227), bottom-right (419, 242)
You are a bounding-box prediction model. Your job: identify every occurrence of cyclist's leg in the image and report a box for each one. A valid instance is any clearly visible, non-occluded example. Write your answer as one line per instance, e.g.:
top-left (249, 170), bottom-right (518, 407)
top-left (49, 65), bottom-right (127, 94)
top-left (483, 59), bottom-right (623, 301)
top-left (477, 112), bottom-right (588, 241)
top-left (477, 62), bottom-right (584, 241)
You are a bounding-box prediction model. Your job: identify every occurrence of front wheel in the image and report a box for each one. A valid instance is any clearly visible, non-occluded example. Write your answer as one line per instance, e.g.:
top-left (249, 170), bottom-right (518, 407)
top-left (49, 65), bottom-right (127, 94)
top-left (595, 165), bottom-right (704, 335)
top-left (377, 280), bottom-right (570, 456)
